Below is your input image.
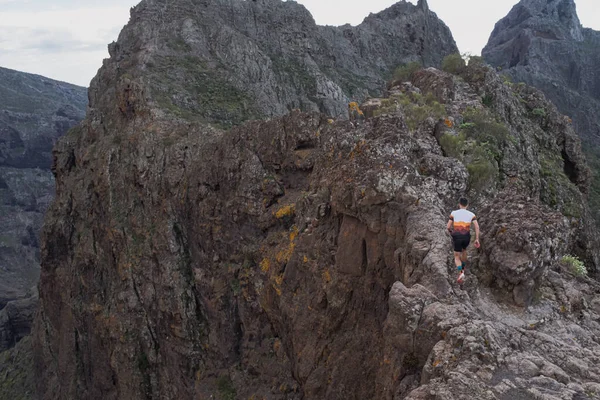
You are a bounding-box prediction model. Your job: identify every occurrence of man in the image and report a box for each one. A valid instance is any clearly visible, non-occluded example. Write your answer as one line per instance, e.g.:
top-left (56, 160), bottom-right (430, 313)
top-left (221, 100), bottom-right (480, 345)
top-left (446, 198), bottom-right (480, 283)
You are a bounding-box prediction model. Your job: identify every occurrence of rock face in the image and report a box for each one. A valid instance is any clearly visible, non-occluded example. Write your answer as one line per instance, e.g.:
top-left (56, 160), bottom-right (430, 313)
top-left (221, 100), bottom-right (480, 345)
top-left (33, 6), bottom-right (600, 394)
top-left (110, 0), bottom-right (457, 127)
top-left (0, 336), bottom-right (35, 400)
top-left (0, 67), bottom-right (87, 350)
top-left (482, 0), bottom-right (600, 218)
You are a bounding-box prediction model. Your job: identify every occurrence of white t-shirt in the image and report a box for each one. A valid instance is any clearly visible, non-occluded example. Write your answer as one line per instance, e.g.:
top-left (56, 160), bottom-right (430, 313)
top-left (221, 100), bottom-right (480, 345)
top-left (450, 209), bottom-right (476, 236)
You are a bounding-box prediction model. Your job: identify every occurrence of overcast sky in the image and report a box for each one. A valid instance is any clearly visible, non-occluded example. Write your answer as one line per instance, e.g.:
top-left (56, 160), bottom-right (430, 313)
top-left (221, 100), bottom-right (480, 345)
top-left (0, 0), bottom-right (599, 87)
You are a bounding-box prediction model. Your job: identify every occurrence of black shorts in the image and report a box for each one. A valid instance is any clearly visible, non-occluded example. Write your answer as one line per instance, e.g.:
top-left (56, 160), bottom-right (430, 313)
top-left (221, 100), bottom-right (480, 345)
top-left (452, 235), bottom-right (470, 252)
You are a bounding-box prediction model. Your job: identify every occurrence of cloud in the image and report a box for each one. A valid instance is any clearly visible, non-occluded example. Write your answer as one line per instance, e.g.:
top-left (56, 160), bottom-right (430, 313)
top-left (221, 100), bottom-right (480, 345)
top-left (0, 27), bottom-right (118, 54)
top-left (0, 5), bottom-right (132, 85)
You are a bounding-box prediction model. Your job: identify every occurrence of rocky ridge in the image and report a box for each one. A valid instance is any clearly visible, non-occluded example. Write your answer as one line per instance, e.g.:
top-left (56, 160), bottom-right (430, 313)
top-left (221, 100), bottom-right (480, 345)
top-left (0, 67), bottom-right (87, 352)
top-left (33, 7), bottom-right (600, 395)
top-left (482, 0), bottom-right (600, 220)
top-left (108, 0), bottom-right (457, 128)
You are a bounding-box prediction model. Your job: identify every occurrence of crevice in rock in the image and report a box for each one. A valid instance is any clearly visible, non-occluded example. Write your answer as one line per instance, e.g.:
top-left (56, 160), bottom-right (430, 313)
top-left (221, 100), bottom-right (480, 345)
top-left (561, 148), bottom-right (578, 184)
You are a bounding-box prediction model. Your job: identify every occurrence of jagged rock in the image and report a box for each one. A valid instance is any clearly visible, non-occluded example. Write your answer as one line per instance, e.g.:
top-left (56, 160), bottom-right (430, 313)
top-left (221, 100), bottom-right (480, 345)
top-left (482, 0), bottom-right (600, 220)
top-left (104, 0), bottom-right (457, 127)
top-left (478, 195), bottom-right (569, 306)
top-left (33, 24), bottom-right (600, 397)
top-left (0, 67), bottom-right (87, 351)
top-left (0, 291), bottom-right (38, 350)
top-left (0, 335), bottom-right (34, 400)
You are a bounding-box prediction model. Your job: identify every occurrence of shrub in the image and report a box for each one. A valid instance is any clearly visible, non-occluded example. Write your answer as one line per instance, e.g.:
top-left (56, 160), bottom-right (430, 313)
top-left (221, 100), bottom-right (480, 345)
top-left (462, 108), bottom-right (509, 149)
top-left (467, 146), bottom-right (498, 191)
top-left (561, 255), bottom-right (587, 277)
top-left (532, 108), bottom-right (547, 118)
top-left (373, 92), bottom-right (446, 130)
top-left (468, 55), bottom-right (484, 66)
top-left (501, 74), bottom-right (513, 86)
top-left (393, 61), bottom-right (422, 83)
top-left (481, 94), bottom-right (493, 108)
top-left (442, 53), bottom-right (466, 75)
top-left (439, 132), bottom-right (466, 158)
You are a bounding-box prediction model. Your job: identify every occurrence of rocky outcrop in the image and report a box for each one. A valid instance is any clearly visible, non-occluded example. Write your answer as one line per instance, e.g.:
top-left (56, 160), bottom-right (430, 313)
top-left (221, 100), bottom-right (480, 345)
top-left (0, 67), bottom-right (87, 351)
top-left (107, 0), bottom-right (457, 127)
top-left (34, 16), bottom-right (600, 395)
top-left (0, 335), bottom-right (35, 400)
top-left (482, 0), bottom-right (600, 219)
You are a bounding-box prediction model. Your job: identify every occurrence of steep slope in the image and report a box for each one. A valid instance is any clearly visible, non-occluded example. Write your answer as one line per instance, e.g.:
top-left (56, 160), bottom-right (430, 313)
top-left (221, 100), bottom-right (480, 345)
top-left (0, 67), bottom-right (87, 350)
top-left (33, 3), bottom-right (600, 394)
top-left (108, 0), bottom-right (457, 127)
top-left (482, 0), bottom-right (600, 219)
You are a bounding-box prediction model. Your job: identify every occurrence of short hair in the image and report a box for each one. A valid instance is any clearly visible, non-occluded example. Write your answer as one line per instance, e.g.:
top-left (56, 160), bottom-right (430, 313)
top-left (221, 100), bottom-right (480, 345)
top-left (459, 198), bottom-right (469, 207)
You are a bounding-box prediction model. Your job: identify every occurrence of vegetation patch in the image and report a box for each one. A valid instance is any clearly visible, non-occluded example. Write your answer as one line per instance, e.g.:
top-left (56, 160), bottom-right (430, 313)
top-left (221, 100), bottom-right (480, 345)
top-left (217, 376), bottom-right (237, 400)
top-left (438, 108), bottom-right (511, 191)
top-left (149, 55), bottom-right (260, 128)
top-left (373, 92), bottom-right (446, 130)
top-left (531, 108), bottom-right (547, 118)
top-left (585, 146), bottom-right (600, 223)
top-left (441, 53), bottom-right (466, 75)
top-left (468, 55), bottom-right (485, 67)
top-left (561, 255), bottom-right (587, 277)
top-left (392, 61), bottom-right (422, 83)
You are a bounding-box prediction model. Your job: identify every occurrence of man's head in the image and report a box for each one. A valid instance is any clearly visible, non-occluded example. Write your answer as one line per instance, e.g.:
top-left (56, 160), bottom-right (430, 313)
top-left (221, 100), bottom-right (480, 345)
top-left (459, 198), bottom-right (469, 208)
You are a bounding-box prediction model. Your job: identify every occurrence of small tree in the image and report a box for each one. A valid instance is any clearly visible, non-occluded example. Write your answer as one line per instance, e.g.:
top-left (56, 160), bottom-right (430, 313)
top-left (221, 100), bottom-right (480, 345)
top-left (393, 61), bottom-right (422, 83)
top-left (442, 53), bottom-right (466, 75)
top-left (468, 55), bottom-right (485, 67)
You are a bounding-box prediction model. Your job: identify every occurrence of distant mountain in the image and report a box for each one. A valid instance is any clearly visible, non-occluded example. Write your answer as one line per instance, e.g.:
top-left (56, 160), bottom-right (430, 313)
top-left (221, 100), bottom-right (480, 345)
top-left (0, 67), bottom-right (87, 350)
top-left (482, 0), bottom-right (600, 219)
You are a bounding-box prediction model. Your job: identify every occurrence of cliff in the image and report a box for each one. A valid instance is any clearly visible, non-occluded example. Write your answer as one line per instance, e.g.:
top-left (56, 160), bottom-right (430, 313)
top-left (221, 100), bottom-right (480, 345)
top-left (104, 0), bottom-right (457, 127)
top-left (0, 67), bottom-right (87, 351)
top-left (33, 0), bottom-right (600, 394)
top-left (482, 0), bottom-right (600, 220)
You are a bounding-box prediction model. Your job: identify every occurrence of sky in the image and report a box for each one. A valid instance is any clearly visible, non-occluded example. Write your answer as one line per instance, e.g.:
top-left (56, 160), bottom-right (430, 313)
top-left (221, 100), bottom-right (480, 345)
top-left (0, 0), bottom-right (599, 87)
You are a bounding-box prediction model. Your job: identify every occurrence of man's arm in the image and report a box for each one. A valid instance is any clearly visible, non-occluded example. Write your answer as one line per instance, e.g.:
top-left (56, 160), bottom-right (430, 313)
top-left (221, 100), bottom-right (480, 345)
top-left (473, 220), bottom-right (480, 244)
top-left (446, 219), bottom-right (453, 233)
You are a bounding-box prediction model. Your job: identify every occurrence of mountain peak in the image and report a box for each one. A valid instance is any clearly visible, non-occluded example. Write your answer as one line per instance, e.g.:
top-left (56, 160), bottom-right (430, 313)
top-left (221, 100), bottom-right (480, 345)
top-left (500, 0), bottom-right (583, 41)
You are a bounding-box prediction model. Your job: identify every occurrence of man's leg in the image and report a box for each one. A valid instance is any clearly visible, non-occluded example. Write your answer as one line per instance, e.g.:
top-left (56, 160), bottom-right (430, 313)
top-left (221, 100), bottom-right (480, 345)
top-left (461, 249), bottom-right (468, 269)
top-left (454, 252), bottom-right (463, 270)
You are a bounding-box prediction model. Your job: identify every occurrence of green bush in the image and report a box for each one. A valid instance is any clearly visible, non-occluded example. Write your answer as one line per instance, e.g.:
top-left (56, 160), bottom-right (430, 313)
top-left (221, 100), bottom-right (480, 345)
top-left (462, 108), bottom-right (510, 150)
top-left (482, 94), bottom-right (494, 108)
top-left (467, 146), bottom-right (498, 191)
top-left (439, 132), bottom-right (466, 158)
top-left (393, 61), bottom-right (422, 83)
top-left (468, 55), bottom-right (484, 66)
top-left (561, 255), bottom-right (587, 277)
top-left (373, 92), bottom-right (446, 130)
top-left (442, 53), bottom-right (466, 75)
top-left (532, 108), bottom-right (547, 118)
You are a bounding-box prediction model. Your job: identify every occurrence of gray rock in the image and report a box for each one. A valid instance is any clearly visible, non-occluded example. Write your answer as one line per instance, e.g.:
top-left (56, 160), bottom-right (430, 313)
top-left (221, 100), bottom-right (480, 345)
top-left (0, 291), bottom-right (38, 350)
top-left (34, 53), bottom-right (600, 399)
top-left (482, 0), bottom-right (600, 221)
top-left (0, 67), bottom-right (87, 351)
top-left (103, 0), bottom-right (457, 127)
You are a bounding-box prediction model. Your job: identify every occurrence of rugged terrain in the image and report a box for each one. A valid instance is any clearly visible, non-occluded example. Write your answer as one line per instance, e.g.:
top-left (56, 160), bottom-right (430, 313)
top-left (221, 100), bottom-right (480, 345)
top-left (482, 0), bottom-right (600, 220)
top-left (33, 0), bottom-right (600, 397)
top-left (110, 0), bottom-right (457, 128)
top-left (0, 67), bottom-right (87, 351)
